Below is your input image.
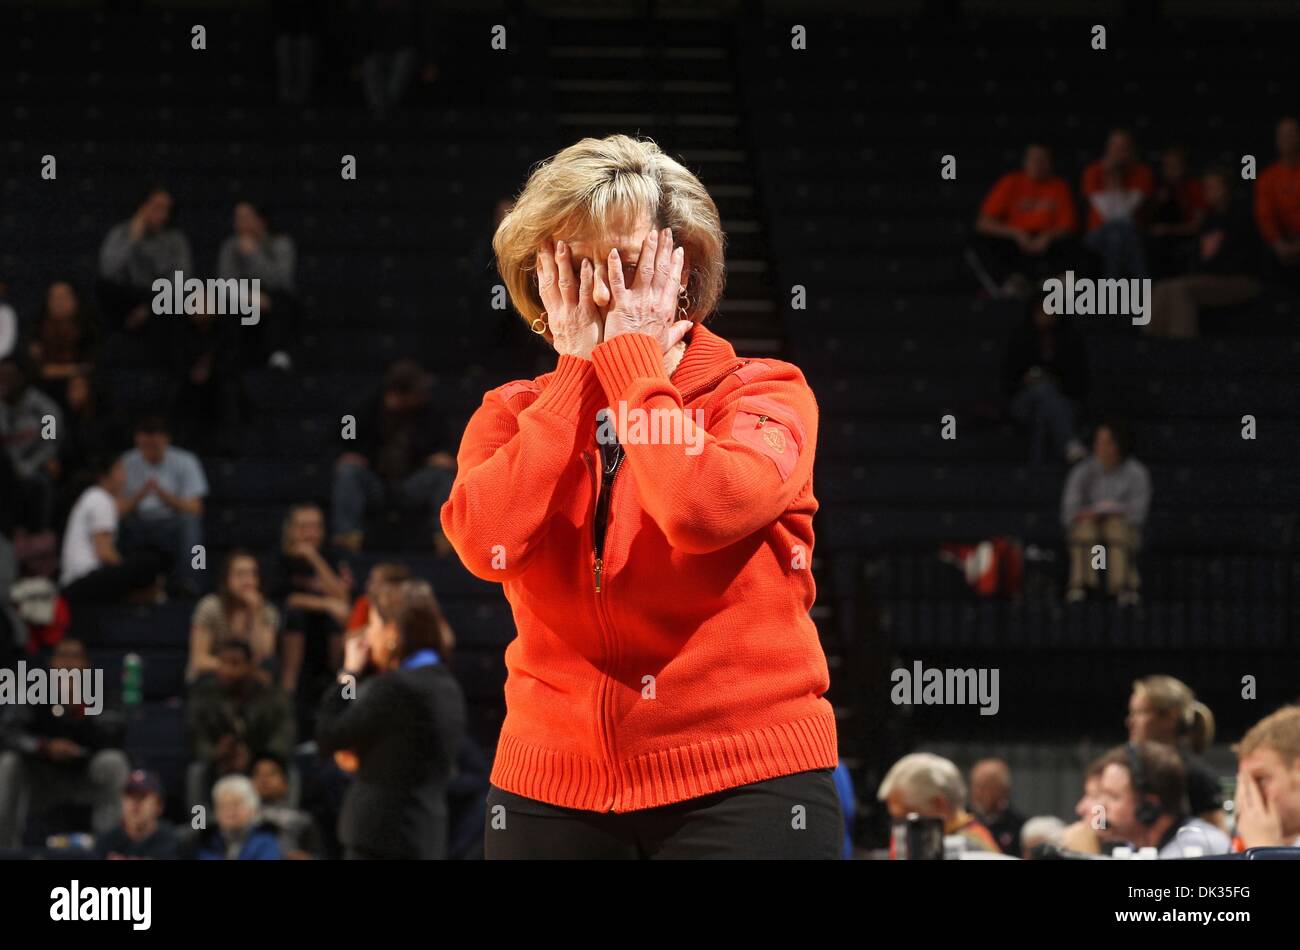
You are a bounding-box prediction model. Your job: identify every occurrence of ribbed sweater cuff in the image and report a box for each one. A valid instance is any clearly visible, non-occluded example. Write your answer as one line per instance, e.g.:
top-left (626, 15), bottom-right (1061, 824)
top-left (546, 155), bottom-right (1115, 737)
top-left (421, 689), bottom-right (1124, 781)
top-left (590, 332), bottom-right (668, 404)
top-left (532, 354), bottom-right (606, 421)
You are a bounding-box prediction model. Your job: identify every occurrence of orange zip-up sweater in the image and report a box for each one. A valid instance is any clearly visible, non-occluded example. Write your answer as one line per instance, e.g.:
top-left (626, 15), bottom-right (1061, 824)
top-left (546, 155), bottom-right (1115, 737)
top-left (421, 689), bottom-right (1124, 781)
top-left (440, 324), bottom-right (838, 812)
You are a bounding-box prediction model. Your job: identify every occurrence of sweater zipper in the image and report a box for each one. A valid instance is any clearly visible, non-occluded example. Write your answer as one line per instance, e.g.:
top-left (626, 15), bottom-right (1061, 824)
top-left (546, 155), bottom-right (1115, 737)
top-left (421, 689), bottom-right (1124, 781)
top-left (586, 358), bottom-right (744, 809)
top-left (592, 445), bottom-right (624, 592)
top-left (586, 444), bottom-right (623, 808)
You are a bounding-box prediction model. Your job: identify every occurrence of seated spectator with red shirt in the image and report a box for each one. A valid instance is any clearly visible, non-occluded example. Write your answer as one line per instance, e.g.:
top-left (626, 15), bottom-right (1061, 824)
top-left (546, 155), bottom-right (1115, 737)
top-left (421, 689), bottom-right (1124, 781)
top-left (1148, 146), bottom-right (1207, 277)
top-left (973, 143), bottom-right (1078, 296)
top-left (1255, 116), bottom-right (1300, 287)
top-left (1081, 129), bottom-right (1154, 278)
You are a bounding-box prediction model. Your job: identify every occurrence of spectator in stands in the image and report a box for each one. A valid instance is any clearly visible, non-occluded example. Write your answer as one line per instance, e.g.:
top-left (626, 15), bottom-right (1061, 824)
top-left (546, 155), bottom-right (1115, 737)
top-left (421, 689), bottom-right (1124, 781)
top-left (273, 0), bottom-right (319, 106)
top-left (1081, 129), bottom-right (1154, 278)
top-left (1020, 815), bottom-right (1067, 858)
top-left (1127, 675), bottom-right (1225, 828)
top-left (250, 751), bottom-right (321, 858)
top-left (1254, 116), bottom-right (1300, 286)
top-left (55, 373), bottom-right (126, 522)
top-left (1148, 166), bottom-right (1262, 339)
top-left (25, 280), bottom-right (98, 409)
top-left (217, 199), bottom-right (299, 370)
top-left (97, 185), bottom-right (193, 334)
top-left (0, 355), bottom-right (63, 533)
top-left (118, 414), bottom-right (208, 597)
top-left (1002, 290), bottom-right (1089, 464)
top-left (343, 560), bottom-right (411, 636)
top-left (195, 773), bottom-right (282, 860)
top-left (1094, 742), bottom-right (1229, 858)
top-left (350, 0), bottom-right (439, 117)
top-left (0, 281), bottom-right (16, 360)
top-left (168, 294), bottom-right (245, 454)
top-left (1147, 146), bottom-right (1207, 277)
top-left (316, 578), bottom-right (465, 859)
top-left (0, 639), bottom-right (130, 848)
top-left (973, 143), bottom-right (1078, 296)
top-left (95, 769), bottom-right (183, 860)
top-left (1234, 704), bottom-right (1300, 848)
top-left (186, 549), bottom-right (280, 684)
top-left (1059, 758), bottom-right (1105, 854)
top-left (1061, 419), bottom-right (1151, 605)
top-left (186, 640), bottom-right (296, 812)
top-left (266, 502), bottom-right (352, 695)
top-left (331, 359), bottom-right (456, 555)
top-left (878, 752), bottom-right (1000, 854)
top-left (61, 455), bottom-right (167, 605)
top-left (968, 757), bottom-right (1027, 856)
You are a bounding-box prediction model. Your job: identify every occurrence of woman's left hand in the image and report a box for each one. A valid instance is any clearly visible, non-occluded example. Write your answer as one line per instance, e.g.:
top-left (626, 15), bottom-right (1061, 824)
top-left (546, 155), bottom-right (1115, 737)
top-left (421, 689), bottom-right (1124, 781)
top-left (603, 227), bottom-right (693, 355)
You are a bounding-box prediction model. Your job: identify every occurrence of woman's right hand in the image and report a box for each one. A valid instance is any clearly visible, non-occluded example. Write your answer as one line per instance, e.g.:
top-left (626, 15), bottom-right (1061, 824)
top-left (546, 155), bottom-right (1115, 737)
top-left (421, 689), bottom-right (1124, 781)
top-left (536, 239), bottom-right (602, 360)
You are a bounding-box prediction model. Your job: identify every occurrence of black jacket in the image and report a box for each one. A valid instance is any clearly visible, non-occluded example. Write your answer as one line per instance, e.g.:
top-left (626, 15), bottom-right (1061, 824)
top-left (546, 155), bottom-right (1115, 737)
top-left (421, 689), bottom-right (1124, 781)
top-left (316, 663), bottom-right (466, 859)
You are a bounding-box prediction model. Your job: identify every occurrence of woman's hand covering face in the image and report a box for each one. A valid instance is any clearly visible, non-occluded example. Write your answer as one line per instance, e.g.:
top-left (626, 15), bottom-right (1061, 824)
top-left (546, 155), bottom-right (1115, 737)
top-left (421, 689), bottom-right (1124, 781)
top-left (602, 227), bottom-right (693, 355)
top-left (536, 238), bottom-right (604, 360)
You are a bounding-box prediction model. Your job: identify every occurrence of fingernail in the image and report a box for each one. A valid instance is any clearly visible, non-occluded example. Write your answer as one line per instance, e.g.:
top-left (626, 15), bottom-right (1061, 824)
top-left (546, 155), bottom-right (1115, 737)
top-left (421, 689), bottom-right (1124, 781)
top-left (556, 240), bottom-right (566, 254)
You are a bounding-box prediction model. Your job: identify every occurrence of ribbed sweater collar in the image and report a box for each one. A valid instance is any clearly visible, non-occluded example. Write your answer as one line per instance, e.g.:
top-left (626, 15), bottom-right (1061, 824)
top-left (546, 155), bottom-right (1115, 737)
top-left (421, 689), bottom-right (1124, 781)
top-left (668, 322), bottom-right (741, 397)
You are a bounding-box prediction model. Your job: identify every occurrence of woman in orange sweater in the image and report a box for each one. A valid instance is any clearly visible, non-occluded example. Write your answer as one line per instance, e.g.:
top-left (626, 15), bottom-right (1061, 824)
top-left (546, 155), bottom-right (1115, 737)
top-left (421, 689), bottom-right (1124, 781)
top-left (441, 134), bottom-right (841, 859)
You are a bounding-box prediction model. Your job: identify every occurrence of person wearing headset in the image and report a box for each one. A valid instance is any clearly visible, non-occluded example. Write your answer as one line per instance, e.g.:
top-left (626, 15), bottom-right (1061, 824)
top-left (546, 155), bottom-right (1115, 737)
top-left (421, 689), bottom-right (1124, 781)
top-left (1094, 742), bottom-right (1230, 858)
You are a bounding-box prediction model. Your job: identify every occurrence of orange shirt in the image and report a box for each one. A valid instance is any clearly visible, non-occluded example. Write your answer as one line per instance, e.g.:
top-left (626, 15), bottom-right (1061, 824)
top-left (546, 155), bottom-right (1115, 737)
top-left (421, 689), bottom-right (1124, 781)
top-left (980, 171), bottom-right (1078, 234)
top-left (440, 325), bottom-right (837, 812)
top-left (1254, 160), bottom-right (1300, 245)
top-left (1081, 161), bottom-right (1155, 231)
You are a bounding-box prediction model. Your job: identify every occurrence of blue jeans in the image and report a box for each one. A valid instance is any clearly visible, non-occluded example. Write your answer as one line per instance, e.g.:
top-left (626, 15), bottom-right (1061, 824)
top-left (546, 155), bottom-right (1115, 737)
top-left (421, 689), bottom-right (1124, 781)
top-left (120, 512), bottom-right (200, 588)
top-left (331, 461), bottom-right (454, 538)
top-left (1010, 380), bottom-right (1078, 464)
top-left (1085, 218), bottom-right (1148, 278)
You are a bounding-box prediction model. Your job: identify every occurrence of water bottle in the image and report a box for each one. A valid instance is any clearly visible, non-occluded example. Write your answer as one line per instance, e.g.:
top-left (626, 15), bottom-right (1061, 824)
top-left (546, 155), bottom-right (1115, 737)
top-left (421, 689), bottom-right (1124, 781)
top-left (122, 653), bottom-right (143, 709)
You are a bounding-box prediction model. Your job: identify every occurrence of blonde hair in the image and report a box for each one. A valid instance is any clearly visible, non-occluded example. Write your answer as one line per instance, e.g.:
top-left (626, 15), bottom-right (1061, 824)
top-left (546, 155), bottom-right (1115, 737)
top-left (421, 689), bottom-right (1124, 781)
top-left (492, 134), bottom-right (726, 340)
top-left (1235, 704), bottom-right (1300, 764)
top-left (1133, 675), bottom-right (1215, 753)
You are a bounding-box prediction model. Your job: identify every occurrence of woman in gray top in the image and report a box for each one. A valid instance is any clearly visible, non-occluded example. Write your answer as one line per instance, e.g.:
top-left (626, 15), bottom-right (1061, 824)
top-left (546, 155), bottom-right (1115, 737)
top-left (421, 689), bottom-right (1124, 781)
top-left (1062, 419), bottom-right (1152, 605)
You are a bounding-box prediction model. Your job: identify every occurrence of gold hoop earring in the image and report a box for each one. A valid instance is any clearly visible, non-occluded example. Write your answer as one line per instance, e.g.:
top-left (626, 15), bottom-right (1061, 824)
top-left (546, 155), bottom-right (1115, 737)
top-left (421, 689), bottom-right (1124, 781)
top-left (530, 313), bottom-right (548, 335)
top-left (677, 288), bottom-right (692, 320)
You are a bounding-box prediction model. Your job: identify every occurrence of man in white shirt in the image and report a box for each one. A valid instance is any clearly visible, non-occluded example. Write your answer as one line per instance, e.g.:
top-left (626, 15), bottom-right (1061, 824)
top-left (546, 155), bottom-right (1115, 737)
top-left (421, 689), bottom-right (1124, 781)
top-left (61, 456), bottom-right (166, 604)
top-left (1235, 705), bottom-right (1300, 850)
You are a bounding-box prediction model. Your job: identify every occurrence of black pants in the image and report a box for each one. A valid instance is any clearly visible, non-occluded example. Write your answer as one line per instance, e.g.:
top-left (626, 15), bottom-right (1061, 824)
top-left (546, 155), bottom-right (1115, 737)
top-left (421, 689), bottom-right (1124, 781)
top-left (484, 767), bottom-right (843, 860)
top-left (973, 233), bottom-right (1079, 285)
top-left (62, 548), bottom-right (166, 604)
